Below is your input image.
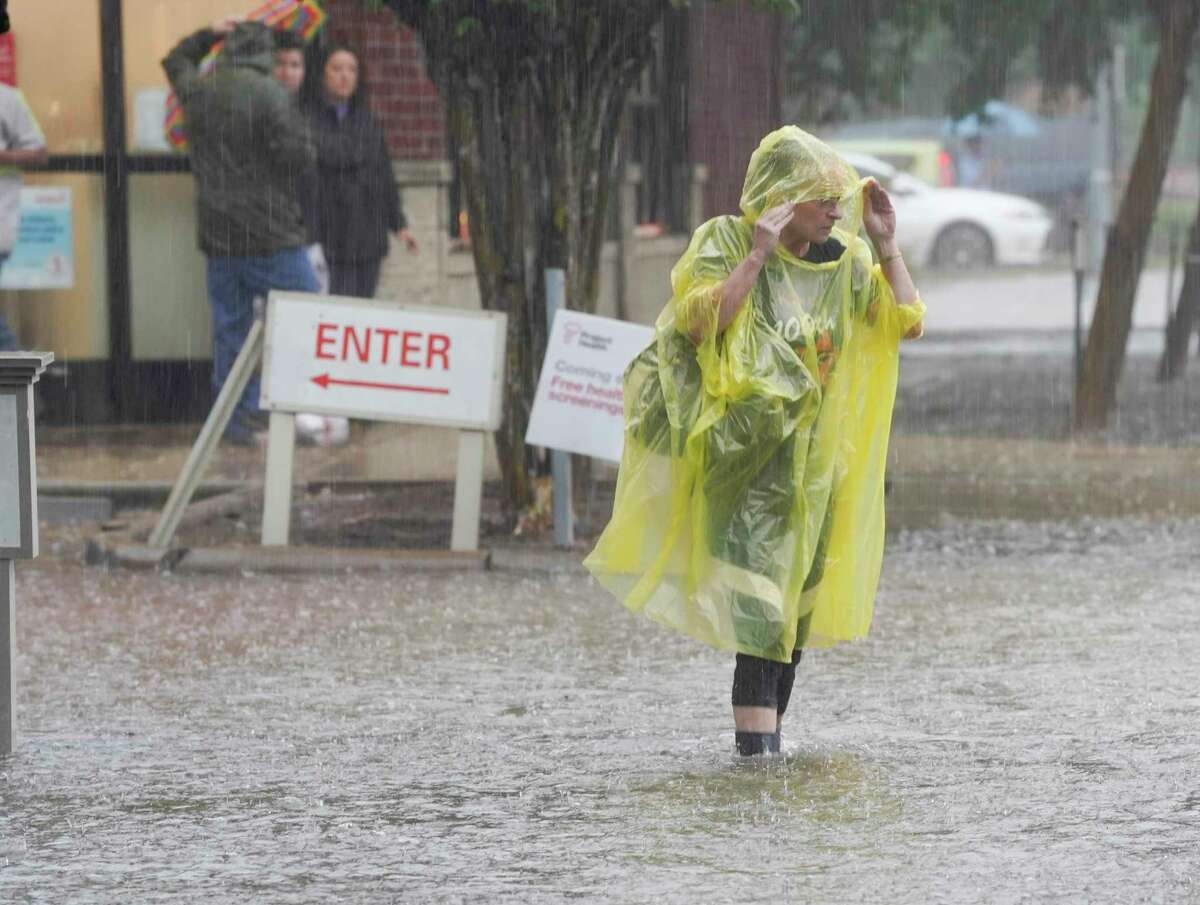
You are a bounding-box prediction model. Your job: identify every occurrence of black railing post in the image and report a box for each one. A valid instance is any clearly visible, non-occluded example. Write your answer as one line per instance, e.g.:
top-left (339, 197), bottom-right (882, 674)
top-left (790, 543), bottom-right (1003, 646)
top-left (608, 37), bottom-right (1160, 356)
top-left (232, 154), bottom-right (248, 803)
top-left (99, 0), bottom-right (132, 420)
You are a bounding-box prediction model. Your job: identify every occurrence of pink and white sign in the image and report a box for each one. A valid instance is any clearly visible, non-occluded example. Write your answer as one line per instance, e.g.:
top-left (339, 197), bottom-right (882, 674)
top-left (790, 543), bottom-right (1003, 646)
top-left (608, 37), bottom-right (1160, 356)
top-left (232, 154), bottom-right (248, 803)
top-left (526, 310), bottom-right (653, 462)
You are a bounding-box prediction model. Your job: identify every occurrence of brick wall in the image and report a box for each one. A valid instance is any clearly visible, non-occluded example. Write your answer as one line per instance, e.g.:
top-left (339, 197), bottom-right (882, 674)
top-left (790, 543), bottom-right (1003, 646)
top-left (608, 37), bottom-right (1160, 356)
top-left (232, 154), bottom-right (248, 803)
top-left (319, 0), bottom-right (447, 160)
top-left (687, 2), bottom-right (783, 220)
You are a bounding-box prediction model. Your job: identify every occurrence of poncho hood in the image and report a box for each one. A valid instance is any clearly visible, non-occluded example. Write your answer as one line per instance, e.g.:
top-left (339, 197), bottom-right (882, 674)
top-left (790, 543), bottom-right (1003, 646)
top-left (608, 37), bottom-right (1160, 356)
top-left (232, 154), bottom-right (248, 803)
top-left (739, 126), bottom-right (864, 237)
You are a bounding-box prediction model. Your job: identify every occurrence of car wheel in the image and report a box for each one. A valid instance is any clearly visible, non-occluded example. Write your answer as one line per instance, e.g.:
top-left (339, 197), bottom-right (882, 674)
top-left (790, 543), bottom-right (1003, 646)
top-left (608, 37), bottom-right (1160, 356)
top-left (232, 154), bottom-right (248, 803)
top-left (932, 223), bottom-right (994, 269)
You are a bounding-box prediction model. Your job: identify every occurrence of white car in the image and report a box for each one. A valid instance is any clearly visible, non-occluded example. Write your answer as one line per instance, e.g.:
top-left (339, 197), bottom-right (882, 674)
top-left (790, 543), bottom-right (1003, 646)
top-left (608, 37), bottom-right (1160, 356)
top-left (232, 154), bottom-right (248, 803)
top-left (835, 149), bottom-right (1054, 269)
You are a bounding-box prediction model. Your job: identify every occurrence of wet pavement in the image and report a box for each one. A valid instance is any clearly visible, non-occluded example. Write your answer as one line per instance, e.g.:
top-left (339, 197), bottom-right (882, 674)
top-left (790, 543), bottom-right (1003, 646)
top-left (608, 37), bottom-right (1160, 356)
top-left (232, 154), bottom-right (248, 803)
top-left (918, 266), bottom-right (1174, 333)
top-left (2, 517), bottom-right (1199, 902)
top-left (8, 266), bottom-right (1200, 901)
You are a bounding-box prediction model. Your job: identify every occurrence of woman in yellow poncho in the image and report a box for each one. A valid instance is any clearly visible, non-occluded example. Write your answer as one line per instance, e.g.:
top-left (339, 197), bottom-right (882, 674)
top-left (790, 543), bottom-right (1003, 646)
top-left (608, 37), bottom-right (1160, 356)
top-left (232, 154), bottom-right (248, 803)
top-left (584, 127), bottom-right (925, 756)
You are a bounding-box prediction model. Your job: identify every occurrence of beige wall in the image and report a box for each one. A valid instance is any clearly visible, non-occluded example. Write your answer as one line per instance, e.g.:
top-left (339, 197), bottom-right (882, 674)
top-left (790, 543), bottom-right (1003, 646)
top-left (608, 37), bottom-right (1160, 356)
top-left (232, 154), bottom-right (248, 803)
top-left (378, 162), bottom-right (687, 327)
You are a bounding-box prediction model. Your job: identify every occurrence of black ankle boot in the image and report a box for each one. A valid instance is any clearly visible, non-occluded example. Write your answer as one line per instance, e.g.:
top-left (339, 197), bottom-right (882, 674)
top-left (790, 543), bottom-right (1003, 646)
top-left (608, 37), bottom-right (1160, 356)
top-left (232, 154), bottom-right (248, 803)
top-left (735, 730), bottom-right (781, 756)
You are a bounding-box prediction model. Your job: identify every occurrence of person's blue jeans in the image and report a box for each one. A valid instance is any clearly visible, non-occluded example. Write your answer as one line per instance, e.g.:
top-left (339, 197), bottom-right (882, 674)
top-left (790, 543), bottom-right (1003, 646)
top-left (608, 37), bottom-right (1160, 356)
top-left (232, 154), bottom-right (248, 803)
top-left (0, 255), bottom-right (16, 351)
top-left (206, 248), bottom-right (318, 433)
top-left (0, 312), bottom-right (16, 351)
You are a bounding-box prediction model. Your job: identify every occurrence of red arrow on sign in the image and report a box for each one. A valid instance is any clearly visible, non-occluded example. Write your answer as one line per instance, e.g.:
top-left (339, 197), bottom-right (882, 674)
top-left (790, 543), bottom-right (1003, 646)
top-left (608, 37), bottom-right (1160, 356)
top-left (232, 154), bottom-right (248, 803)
top-left (311, 373), bottom-right (450, 395)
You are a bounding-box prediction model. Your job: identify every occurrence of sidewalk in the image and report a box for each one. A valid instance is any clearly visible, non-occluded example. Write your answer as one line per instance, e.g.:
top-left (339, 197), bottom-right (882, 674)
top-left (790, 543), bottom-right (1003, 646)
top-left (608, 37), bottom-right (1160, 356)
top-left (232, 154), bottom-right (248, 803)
top-left (916, 267), bottom-right (1174, 333)
top-left (36, 420), bottom-right (504, 486)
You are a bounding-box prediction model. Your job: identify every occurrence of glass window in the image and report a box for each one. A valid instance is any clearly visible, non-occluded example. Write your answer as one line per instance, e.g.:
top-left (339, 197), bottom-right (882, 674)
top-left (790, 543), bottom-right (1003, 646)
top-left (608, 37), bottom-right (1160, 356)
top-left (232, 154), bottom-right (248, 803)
top-left (0, 173), bottom-right (107, 360)
top-left (129, 174), bottom-right (208, 361)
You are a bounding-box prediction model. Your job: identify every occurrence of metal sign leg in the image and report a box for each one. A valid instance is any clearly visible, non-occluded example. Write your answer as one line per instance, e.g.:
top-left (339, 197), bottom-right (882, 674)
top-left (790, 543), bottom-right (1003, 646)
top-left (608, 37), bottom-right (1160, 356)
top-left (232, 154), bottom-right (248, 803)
top-left (543, 268), bottom-right (575, 546)
top-left (148, 321), bottom-right (264, 549)
top-left (451, 429), bottom-right (486, 552)
top-left (261, 411), bottom-right (297, 546)
top-left (551, 448), bottom-right (574, 548)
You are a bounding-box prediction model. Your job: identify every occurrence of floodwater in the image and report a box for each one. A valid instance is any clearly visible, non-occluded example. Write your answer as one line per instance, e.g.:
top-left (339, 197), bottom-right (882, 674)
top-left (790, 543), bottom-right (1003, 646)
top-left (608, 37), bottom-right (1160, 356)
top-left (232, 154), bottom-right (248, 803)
top-left (3, 518), bottom-right (1199, 903)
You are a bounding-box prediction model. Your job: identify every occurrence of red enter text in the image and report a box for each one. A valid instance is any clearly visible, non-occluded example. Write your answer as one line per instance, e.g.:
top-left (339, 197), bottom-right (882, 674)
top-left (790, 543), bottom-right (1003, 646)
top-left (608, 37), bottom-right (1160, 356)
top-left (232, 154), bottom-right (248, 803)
top-left (315, 323), bottom-right (451, 370)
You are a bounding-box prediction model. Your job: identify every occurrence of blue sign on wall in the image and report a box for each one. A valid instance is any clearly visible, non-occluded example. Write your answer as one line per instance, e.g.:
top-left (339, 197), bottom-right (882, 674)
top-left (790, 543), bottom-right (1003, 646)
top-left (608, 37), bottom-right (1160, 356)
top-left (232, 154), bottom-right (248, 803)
top-left (0, 187), bottom-right (73, 290)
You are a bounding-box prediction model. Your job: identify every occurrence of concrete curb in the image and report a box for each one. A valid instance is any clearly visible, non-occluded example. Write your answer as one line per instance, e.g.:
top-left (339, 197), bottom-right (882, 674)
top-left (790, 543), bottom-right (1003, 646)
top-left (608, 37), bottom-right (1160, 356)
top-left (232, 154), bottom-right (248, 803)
top-left (39, 478), bottom-right (463, 511)
top-left (42, 480), bottom-right (253, 510)
top-left (86, 536), bottom-right (490, 575)
top-left (489, 545), bottom-right (590, 576)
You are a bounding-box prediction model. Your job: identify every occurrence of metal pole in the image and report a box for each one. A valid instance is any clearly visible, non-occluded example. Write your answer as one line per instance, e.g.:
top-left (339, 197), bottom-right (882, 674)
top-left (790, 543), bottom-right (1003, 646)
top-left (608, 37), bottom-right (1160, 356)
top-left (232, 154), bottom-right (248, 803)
top-left (1071, 219), bottom-right (1085, 387)
top-left (99, 0), bottom-right (133, 420)
top-left (545, 268), bottom-right (574, 547)
top-left (1195, 89), bottom-right (1200, 359)
top-left (1166, 224), bottom-right (1179, 329)
top-left (1087, 63), bottom-right (1114, 276)
top-left (0, 352), bottom-right (51, 755)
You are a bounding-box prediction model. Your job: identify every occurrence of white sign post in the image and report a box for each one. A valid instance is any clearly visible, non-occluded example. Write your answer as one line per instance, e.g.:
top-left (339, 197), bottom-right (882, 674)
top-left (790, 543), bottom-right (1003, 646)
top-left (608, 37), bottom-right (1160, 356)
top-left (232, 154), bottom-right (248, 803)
top-left (1, 352), bottom-right (53, 755)
top-left (526, 310), bottom-right (653, 463)
top-left (542, 269), bottom-right (573, 546)
top-left (259, 292), bottom-right (506, 550)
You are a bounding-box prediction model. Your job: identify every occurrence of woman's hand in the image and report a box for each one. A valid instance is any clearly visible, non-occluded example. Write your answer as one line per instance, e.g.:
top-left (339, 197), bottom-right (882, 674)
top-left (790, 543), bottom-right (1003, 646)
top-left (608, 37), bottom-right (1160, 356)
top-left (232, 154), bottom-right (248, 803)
top-left (863, 177), bottom-right (919, 309)
top-left (863, 179), bottom-right (897, 246)
top-left (396, 228), bottom-right (419, 254)
top-left (752, 203), bottom-right (795, 256)
top-left (211, 16), bottom-right (243, 35)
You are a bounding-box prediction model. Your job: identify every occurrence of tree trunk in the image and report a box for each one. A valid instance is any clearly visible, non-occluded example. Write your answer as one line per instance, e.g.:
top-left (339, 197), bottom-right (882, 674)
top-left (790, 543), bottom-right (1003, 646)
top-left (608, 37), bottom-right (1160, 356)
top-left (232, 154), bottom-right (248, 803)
top-left (1157, 198), bottom-right (1200, 381)
top-left (442, 68), bottom-right (540, 516)
top-left (1073, 0), bottom-right (1200, 431)
top-left (531, 23), bottom-right (653, 517)
top-left (380, 1), bottom-right (664, 519)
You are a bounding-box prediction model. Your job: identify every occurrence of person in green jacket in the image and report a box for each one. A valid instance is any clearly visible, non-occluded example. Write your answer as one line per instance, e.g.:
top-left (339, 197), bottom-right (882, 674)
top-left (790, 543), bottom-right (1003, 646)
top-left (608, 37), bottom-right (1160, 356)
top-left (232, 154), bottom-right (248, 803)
top-left (163, 17), bottom-right (319, 446)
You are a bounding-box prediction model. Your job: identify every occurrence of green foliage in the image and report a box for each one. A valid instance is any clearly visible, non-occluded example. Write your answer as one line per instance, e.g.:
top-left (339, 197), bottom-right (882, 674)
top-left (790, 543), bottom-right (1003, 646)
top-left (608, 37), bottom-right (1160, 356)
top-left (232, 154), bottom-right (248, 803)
top-left (785, 0), bottom-right (1144, 123)
top-left (785, 1), bottom-right (939, 123)
top-left (375, 0), bottom-right (800, 32)
top-left (937, 0), bottom-right (1139, 114)
top-left (452, 16), bottom-right (481, 37)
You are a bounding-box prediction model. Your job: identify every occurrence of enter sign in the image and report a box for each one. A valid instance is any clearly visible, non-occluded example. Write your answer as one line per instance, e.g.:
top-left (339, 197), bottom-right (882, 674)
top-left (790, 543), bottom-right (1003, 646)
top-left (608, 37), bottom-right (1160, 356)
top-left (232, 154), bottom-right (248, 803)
top-left (261, 292), bottom-right (505, 430)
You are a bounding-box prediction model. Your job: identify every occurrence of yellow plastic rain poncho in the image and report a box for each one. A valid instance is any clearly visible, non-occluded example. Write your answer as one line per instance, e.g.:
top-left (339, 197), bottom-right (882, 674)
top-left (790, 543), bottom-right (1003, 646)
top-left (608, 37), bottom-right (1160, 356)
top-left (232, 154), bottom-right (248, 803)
top-left (584, 127), bottom-right (925, 662)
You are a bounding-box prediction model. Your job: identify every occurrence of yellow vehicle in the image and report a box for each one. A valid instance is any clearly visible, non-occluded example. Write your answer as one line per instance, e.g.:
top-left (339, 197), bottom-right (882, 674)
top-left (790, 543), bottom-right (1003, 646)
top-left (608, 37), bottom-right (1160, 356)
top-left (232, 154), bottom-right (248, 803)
top-left (818, 138), bottom-right (954, 187)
